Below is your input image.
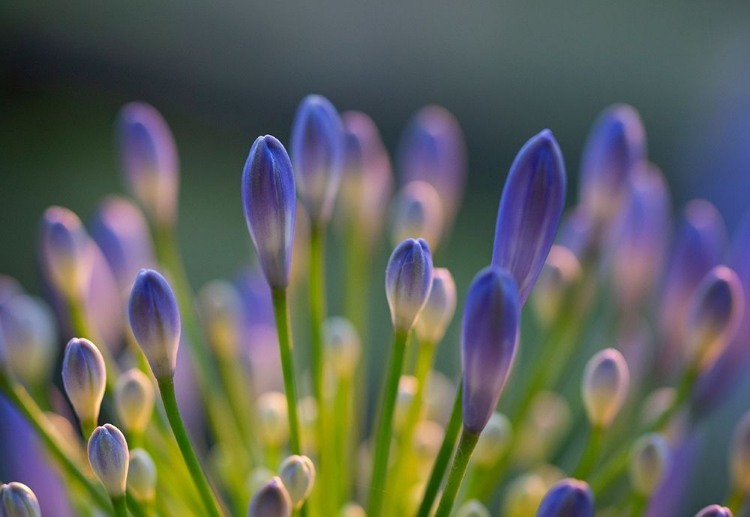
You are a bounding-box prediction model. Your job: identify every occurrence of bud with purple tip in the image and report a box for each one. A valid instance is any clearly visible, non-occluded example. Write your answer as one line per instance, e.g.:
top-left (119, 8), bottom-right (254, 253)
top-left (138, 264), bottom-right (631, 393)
top-left (88, 423), bottom-right (130, 497)
top-left (581, 348), bottom-right (630, 428)
top-left (0, 482), bottom-right (41, 517)
top-left (62, 337), bottom-right (107, 433)
top-left (629, 433), bottom-right (670, 496)
top-left (694, 506), bottom-right (732, 517)
top-left (248, 476), bottom-right (293, 517)
top-left (390, 180), bottom-right (444, 251)
top-left (492, 130), bottom-right (567, 306)
top-left (385, 238), bottom-right (434, 333)
top-left (242, 135), bottom-right (297, 290)
top-left (414, 267), bottom-right (457, 344)
top-left (461, 267), bottom-right (520, 435)
top-left (39, 206), bottom-right (93, 299)
top-left (535, 478), bottom-right (594, 517)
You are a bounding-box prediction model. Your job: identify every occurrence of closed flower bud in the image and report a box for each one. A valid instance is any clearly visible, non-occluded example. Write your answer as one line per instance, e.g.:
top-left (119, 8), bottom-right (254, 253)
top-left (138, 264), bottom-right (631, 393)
top-left (323, 316), bottom-right (361, 379)
top-left (535, 478), bottom-right (594, 517)
top-left (390, 181), bottom-right (444, 251)
top-left (127, 448), bottom-right (157, 502)
top-left (257, 391), bottom-right (289, 447)
top-left (0, 482), bottom-right (41, 517)
top-left (340, 503), bottom-right (366, 517)
top-left (248, 476), bottom-right (293, 517)
top-left (62, 337), bottom-right (107, 429)
top-left (278, 455), bottom-right (316, 509)
top-left (514, 392), bottom-right (571, 466)
top-left (695, 505), bottom-right (733, 517)
top-left (200, 280), bottom-right (243, 357)
top-left (128, 269), bottom-right (181, 380)
top-left (473, 412), bottom-right (512, 467)
top-left (39, 206), bottom-right (93, 299)
top-left (531, 245), bottom-right (581, 324)
top-left (116, 102), bottom-right (179, 228)
top-left (414, 268), bottom-right (457, 345)
top-left (291, 95), bottom-right (344, 224)
top-left (242, 135), bottom-right (297, 289)
top-left (88, 424), bottom-right (129, 497)
top-left (385, 238), bottom-right (433, 333)
top-left (456, 500), bottom-right (490, 517)
top-left (629, 433), bottom-right (670, 496)
top-left (412, 420), bottom-right (444, 465)
top-left (581, 348), bottom-right (630, 428)
top-left (492, 130), bottom-right (567, 306)
top-left (394, 375), bottom-right (418, 432)
top-left (115, 369), bottom-right (155, 435)
top-left (504, 473), bottom-right (548, 517)
top-left (730, 410), bottom-right (750, 493)
top-left (461, 267), bottom-right (520, 435)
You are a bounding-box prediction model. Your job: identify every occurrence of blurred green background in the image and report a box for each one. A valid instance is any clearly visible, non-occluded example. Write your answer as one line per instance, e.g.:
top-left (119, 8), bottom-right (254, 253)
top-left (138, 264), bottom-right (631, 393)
top-left (2, 0), bottom-right (750, 511)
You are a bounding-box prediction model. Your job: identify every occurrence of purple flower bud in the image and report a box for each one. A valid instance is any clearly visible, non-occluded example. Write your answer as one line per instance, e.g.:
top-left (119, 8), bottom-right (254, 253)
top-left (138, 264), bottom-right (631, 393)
top-left (128, 269), bottom-right (181, 379)
top-left (581, 348), bottom-right (630, 428)
top-left (390, 181), bottom-right (444, 250)
top-left (87, 424), bottom-right (129, 497)
top-left (461, 267), bottom-right (520, 435)
top-left (116, 102), bottom-right (179, 228)
top-left (579, 104), bottom-right (646, 225)
top-left (248, 476), bottom-right (293, 517)
top-left (694, 506), bottom-right (733, 517)
top-left (398, 106), bottom-right (466, 229)
top-left (629, 433), bottom-right (671, 496)
top-left (242, 135), bottom-right (297, 290)
top-left (492, 130), bottom-right (567, 306)
top-left (535, 478), bottom-right (594, 517)
top-left (0, 482), bottom-right (41, 517)
top-left (38, 206), bottom-right (93, 300)
top-left (414, 267), bottom-right (457, 344)
top-left (62, 337), bottom-right (107, 427)
top-left (385, 238), bottom-right (433, 332)
top-left (290, 95), bottom-right (344, 224)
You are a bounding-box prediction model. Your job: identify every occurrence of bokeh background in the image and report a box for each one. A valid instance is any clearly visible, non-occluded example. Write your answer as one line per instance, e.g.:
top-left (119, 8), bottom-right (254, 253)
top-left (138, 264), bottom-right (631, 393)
top-left (2, 0), bottom-right (750, 512)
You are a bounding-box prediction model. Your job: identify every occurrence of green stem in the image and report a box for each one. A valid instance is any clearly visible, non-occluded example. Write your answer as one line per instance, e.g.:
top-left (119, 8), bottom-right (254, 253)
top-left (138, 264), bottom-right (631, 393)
top-left (333, 374), bottom-right (353, 503)
top-left (368, 328), bottom-right (410, 517)
top-left (271, 287), bottom-right (303, 455)
top-left (126, 494), bottom-right (152, 517)
top-left (157, 376), bottom-right (225, 517)
top-left (726, 487), bottom-right (745, 514)
top-left (572, 424), bottom-right (604, 480)
top-left (433, 429), bottom-right (480, 517)
top-left (416, 381), bottom-right (464, 517)
top-left (628, 493), bottom-right (647, 517)
top-left (112, 495), bottom-right (128, 517)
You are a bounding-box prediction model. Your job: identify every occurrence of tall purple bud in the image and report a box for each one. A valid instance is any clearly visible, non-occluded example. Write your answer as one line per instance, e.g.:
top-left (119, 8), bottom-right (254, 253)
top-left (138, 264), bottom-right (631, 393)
top-left (492, 130), bottom-right (567, 306)
top-left (116, 102), bottom-right (179, 228)
top-left (128, 269), bottom-right (181, 380)
top-left (461, 267), bottom-right (519, 434)
top-left (579, 104), bottom-right (646, 226)
top-left (39, 206), bottom-right (93, 300)
top-left (290, 95), bottom-right (344, 225)
top-left (535, 478), bottom-right (594, 517)
top-left (242, 135), bottom-right (297, 290)
top-left (385, 238), bottom-right (434, 333)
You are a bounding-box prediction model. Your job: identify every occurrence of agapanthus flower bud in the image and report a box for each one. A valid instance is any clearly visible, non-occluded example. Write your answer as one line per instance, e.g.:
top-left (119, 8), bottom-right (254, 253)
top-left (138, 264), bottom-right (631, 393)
top-left (461, 267), bottom-right (520, 435)
top-left (257, 391), bottom-right (289, 448)
top-left (685, 266), bottom-right (743, 369)
top-left (0, 482), bottom-right (41, 517)
top-left (290, 95), bottom-right (344, 224)
top-left (412, 420), bottom-right (444, 466)
top-left (200, 280), bottom-right (243, 357)
top-left (492, 130), bottom-right (566, 306)
top-left (39, 206), bottom-right (93, 299)
top-left (115, 369), bottom-right (155, 435)
top-left (730, 410), bottom-right (750, 493)
top-left (323, 316), bottom-right (361, 379)
top-left (695, 505), bottom-right (733, 517)
top-left (473, 411), bottom-right (512, 467)
top-left (581, 348), bottom-right (630, 428)
top-left (278, 455), bottom-right (316, 509)
top-left (340, 503), bottom-right (366, 517)
top-left (414, 268), bottom-right (457, 345)
top-left (535, 478), bottom-right (594, 517)
top-left (62, 337), bottom-right (107, 428)
top-left (579, 104), bottom-right (646, 225)
top-left (116, 102), bottom-right (179, 228)
top-left (456, 500), bottom-right (490, 517)
top-left (242, 135), bottom-right (297, 289)
top-left (88, 424), bottom-right (129, 497)
top-left (385, 238), bottom-right (433, 333)
top-left (504, 473), bottom-right (548, 517)
top-left (248, 476), bottom-right (293, 517)
top-left (531, 245), bottom-right (581, 324)
top-left (515, 392), bottom-right (571, 466)
top-left (128, 269), bottom-right (181, 379)
top-left (390, 181), bottom-right (444, 251)
top-left (394, 375), bottom-right (418, 432)
top-left (629, 433), bottom-right (670, 496)
top-left (126, 448), bottom-right (156, 502)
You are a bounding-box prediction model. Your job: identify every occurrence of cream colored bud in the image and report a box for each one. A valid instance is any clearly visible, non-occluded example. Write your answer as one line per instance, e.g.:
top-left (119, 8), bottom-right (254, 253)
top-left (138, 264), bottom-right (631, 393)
top-left (456, 500), bottom-right (490, 517)
top-left (503, 473), bottom-right (548, 517)
top-left (340, 503), bottom-right (366, 517)
top-left (394, 376), bottom-right (418, 433)
top-left (115, 369), bottom-right (155, 435)
top-left (414, 268), bottom-right (457, 344)
top-left (127, 449), bottom-right (157, 502)
top-left (323, 317), bottom-right (361, 379)
top-left (257, 392), bottom-right (289, 447)
top-left (582, 348), bottom-right (630, 428)
top-left (629, 433), bottom-right (670, 496)
top-left (278, 455), bottom-right (316, 509)
top-left (473, 412), bottom-right (512, 467)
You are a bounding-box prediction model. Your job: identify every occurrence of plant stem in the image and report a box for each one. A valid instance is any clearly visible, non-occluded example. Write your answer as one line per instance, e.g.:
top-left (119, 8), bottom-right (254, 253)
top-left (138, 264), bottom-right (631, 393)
top-left (572, 424), bottom-right (604, 480)
top-left (433, 429), bottom-right (480, 517)
top-left (112, 495), bottom-right (128, 517)
top-left (157, 375), bottom-right (225, 517)
top-left (628, 493), bottom-right (647, 517)
top-left (126, 494), bottom-right (152, 517)
top-left (726, 487), bottom-right (745, 514)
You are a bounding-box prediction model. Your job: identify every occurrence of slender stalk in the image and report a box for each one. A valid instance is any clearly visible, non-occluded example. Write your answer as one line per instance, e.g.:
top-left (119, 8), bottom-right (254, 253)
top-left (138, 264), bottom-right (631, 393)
top-left (112, 495), bottom-right (128, 517)
top-left (271, 287), bottom-right (303, 454)
top-left (416, 381), bottom-right (464, 517)
top-left (333, 373), bottom-right (353, 503)
top-left (157, 376), bottom-right (225, 517)
top-left (433, 429), bottom-right (480, 517)
top-left (126, 494), bottom-right (152, 517)
top-left (572, 424), bottom-right (604, 480)
top-left (628, 493), bottom-right (647, 517)
top-left (726, 487), bottom-right (745, 514)
top-left (368, 328), bottom-right (410, 517)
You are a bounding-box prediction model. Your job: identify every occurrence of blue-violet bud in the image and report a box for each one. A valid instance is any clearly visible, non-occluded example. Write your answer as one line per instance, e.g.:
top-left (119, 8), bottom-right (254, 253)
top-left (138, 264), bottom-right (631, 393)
top-left (248, 476), bottom-right (293, 517)
top-left (39, 206), bottom-right (93, 299)
top-left (88, 423), bottom-right (129, 497)
top-left (0, 482), bottom-right (41, 517)
top-left (390, 180), bottom-right (444, 251)
top-left (385, 238), bottom-right (434, 333)
top-left (62, 337), bottom-right (107, 429)
top-left (535, 478), bottom-right (594, 517)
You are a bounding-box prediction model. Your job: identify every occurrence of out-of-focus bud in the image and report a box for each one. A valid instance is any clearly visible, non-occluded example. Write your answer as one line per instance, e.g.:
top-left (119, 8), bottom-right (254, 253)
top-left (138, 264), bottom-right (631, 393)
top-left (0, 482), bottom-right (41, 517)
top-left (579, 104), bottom-right (646, 226)
top-left (424, 371), bottom-right (456, 426)
top-left (298, 396), bottom-right (318, 454)
top-left (684, 266), bottom-right (743, 369)
top-left (531, 245), bottom-right (581, 324)
top-left (504, 473), bottom-right (548, 517)
top-left (242, 135), bottom-right (297, 290)
top-left (730, 410), bottom-right (750, 493)
top-left (257, 391), bottom-right (289, 448)
top-left (385, 238), bottom-right (433, 333)
top-left (394, 375), bottom-right (418, 433)
top-left (694, 505), bottom-right (733, 517)
top-left (323, 317), bottom-right (361, 379)
top-left (629, 433), bottom-right (670, 496)
top-left (340, 503), bottom-right (366, 517)
top-left (556, 207), bottom-right (595, 260)
top-left (581, 348), bottom-right (629, 428)
top-left (0, 295), bottom-right (57, 387)
top-left (535, 478), bottom-right (594, 517)
top-left (278, 455), bottom-right (315, 509)
top-left (473, 412), bottom-right (512, 467)
top-left (456, 500), bottom-right (490, 517)
top-left (115, 369), bottom-right (155, 436)
top-left (390, 181), bottom-right (444, 251)
top-left (514, 392), bottom-right (571, 466)
top-left (290, 95), bottom-right (344, 225)
top-left (127, 448), bottom-right (157, 502)
top-left (128, 269), bottom-right (181, 380)
top-left (88, 424), bottom-right (129, 497)
top-left (116, 102), bottom-right (179, 228)
top-left (492, 130), bottom-right (567, 306)
top-left (62, 338), bottom-right (106, 431)
top-left (461, 267), bottom-right (520, 435)
top-left (414, 268), bottom-right (457, 345)
top-left (248, 476), bottom-right (293, 517)
top-left (39, 206), bottom-right (93, 299)
top-left (412, 420), bottom-right (444, 469)
top-left (246, 467), bottom-right (274, 497)
top-left (200, 280), bottom-right (243, 357)
top-left (398, 106), bottom-right (466, 230)
top-left (640, 387), bottom-right (676, 428)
